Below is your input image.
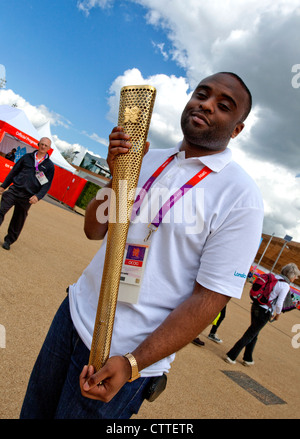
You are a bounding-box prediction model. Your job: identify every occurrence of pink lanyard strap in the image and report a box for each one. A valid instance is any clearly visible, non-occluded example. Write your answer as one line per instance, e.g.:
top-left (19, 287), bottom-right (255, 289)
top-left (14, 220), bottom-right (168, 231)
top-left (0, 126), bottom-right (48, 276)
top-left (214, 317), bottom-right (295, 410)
top-left (150, 165), bottom-right (212, 228)
top-left (131, 153), bottom-right (212, 229)
top-left (34, 152), bottom-right (46, 172)
top-left (131, 154), bottom-right (176, 220)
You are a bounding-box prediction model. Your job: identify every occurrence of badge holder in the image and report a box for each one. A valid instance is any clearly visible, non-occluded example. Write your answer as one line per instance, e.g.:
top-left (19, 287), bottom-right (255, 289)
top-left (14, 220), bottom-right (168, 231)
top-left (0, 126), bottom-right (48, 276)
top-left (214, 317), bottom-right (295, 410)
top-left (35, 171), bottom-right (48, 185)
top-left (118, 241), bottom-right (150, 304)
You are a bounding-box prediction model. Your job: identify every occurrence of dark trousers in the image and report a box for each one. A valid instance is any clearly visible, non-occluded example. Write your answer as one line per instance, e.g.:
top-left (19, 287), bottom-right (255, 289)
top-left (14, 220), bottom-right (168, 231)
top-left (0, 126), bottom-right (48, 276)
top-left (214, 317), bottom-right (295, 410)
top-left (209, 305), bottom-right (227, 335)
top-left (0, 187), bottom-right (31, 244)
top-left (226, 302), bottom-right (271, 362)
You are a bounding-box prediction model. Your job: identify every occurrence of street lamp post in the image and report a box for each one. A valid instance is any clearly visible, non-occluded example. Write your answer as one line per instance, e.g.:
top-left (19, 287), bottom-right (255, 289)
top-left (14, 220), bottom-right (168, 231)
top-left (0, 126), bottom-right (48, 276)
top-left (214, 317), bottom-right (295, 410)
top-left (270, 235), bottom-right (293, 273)
top-left (257, 233), bottom-right (275, 268)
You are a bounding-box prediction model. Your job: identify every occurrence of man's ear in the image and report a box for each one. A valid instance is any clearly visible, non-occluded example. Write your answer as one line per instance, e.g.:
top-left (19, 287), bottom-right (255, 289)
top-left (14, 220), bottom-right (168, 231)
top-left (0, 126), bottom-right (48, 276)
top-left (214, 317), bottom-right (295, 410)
top-left (231, 122), bottom-right (244, 139)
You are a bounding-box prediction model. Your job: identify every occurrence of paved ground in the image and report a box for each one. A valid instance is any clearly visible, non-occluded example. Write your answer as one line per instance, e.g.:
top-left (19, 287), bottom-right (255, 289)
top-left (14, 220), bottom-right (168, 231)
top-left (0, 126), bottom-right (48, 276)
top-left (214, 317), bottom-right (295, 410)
top-left (0, 197), bottom-right (299, 419)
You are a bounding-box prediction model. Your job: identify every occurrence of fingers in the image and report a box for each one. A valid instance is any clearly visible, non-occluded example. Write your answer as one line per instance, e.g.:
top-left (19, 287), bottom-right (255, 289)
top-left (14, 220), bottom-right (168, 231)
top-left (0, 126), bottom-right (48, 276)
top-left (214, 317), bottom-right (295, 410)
top-left (108, 126), bottom-right (150, 155)
top-left (29, 196), bottom-right (38, 204)
top-left (79, 356), bottom-right (130, 403)
top-left (107, 126), bottom-right (150, 175)
top-left (80, 365), bottom-right (106, 401)
top-left (80, 364), bottom-right (102, 390)
top-left (107, 126), bottom-right (132, 175)
top-left (83, 366), bottom-right (102, 390)
top-left (108, 126), bottom-right (132, 154)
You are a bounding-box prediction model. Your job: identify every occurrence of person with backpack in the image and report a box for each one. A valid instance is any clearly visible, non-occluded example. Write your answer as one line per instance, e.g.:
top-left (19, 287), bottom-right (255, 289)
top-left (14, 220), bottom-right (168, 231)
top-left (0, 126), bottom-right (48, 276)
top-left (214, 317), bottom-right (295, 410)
top-left (225, 263), bottom-right (300, 366)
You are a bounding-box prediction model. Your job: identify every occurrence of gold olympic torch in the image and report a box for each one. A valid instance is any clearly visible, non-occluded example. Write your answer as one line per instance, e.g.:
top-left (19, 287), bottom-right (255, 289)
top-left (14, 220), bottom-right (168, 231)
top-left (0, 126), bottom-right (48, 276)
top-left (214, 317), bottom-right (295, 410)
top-left (89, 85), bottom-right (156, 371)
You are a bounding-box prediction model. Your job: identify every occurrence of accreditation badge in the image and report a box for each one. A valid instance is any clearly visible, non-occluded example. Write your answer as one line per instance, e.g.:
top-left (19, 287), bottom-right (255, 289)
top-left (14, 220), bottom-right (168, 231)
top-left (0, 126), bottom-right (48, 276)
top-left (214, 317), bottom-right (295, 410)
top-left (35, 171), bottom-right (49, 185)
top-left (118, 241), bottom-right (149, 304)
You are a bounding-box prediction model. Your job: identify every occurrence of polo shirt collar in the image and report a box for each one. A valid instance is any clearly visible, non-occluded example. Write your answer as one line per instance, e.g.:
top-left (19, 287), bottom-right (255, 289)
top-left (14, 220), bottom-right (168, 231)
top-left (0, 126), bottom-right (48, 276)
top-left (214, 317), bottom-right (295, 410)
top-left (171, 141), bottom-right (232, 173)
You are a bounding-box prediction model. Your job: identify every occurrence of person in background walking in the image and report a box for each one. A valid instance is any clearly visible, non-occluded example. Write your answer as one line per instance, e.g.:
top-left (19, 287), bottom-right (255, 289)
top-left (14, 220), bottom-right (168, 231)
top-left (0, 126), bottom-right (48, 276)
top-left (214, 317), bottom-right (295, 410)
top-left (225, 263), bottom-right (300, 366)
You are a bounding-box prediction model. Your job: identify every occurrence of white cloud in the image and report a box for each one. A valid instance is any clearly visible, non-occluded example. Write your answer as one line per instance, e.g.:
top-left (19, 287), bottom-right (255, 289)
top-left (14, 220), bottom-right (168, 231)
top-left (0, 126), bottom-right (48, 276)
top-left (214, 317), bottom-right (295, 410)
top-left (82, 131), bottom-right (109, 147)
top-left (0, 90), bottom-right (109, 162)
top-left (107, 68), bottom-right (190, 149)
top-left (0, 89), bottom-right (71, 129)
top-left (77, 0), bottom-right (113, 15)
top-left (152, 42), bottom-right (169, 61)
top-left (0, 90), bottom-right (89, 159)
top-left (132, 0), bottom-right (300, 164)
top-left (231, 146), bottom-right (300, 241)
top-left (51, 135), bottom-right (81, 153)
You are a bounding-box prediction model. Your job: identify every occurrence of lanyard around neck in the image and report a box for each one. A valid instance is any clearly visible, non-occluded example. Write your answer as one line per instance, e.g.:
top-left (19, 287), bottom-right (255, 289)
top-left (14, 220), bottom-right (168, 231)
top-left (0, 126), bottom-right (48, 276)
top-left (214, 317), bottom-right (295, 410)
top-left (130, 153), bottom-right (212, 239)
top-left (34, 152), bottom-right (47, 172)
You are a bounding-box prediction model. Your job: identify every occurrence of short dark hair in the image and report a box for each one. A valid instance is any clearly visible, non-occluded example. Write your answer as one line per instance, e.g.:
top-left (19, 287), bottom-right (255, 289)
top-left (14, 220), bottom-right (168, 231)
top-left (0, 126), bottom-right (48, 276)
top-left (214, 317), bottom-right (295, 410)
top-left (218, 72), bottom-right (252, 122)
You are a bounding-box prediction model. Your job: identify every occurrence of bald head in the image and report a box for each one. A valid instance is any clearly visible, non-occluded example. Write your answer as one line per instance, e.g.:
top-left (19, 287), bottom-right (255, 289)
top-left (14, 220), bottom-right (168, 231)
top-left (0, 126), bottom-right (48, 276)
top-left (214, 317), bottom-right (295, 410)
top-left (39, 137), bottom-right (51, 147)
top-left (37, 137), bottom-right (51, 157)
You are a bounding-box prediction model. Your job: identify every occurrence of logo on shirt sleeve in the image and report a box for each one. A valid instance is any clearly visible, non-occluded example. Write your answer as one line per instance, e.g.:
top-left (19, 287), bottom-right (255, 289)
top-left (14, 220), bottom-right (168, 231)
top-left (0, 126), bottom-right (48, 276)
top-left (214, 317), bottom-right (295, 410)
top-left (234, 271), bottom-right (247, 278)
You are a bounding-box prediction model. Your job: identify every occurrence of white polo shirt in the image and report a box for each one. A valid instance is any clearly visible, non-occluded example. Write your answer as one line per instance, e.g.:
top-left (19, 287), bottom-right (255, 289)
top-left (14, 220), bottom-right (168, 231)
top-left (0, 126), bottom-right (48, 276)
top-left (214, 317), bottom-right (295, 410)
top-left (69, 144), bottom-right (264, 376)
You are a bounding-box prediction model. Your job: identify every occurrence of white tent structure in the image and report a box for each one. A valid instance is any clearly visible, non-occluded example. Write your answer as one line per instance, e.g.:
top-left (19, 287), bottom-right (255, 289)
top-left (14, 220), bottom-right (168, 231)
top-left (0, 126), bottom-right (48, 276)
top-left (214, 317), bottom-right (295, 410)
top-left (0, 105), bottom-right (41, 141)
top-left (0, 105), bottom-right (42, 165)
top-left (0, 105), bottom-right (76, 174)
top-left (0, 105), bottom-right (88, 209)
top-left (36, 120), bottom-right (76, 173)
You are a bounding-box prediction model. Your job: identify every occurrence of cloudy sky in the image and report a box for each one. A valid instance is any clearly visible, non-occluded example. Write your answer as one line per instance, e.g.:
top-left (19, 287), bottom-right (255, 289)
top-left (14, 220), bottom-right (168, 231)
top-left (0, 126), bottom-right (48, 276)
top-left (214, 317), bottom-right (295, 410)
top-left (0, 0), bottom-right (299, 241)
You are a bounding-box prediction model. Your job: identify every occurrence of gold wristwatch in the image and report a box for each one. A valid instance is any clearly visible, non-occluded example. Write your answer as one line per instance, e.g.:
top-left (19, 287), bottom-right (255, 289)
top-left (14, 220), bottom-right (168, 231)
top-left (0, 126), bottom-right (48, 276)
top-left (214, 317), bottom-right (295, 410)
top-left (123, 353), bottom-right (141, 382)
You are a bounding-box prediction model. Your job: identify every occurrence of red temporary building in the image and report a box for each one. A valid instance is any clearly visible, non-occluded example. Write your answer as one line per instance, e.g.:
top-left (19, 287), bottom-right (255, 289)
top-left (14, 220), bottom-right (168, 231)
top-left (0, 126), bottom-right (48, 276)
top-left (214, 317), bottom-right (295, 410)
top-left (0, 105), bottom-right (87, 208)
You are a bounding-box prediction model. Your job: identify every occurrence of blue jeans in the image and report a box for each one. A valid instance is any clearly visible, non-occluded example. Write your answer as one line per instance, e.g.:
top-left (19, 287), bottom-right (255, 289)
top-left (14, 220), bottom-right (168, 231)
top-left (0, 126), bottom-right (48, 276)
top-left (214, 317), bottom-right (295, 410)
top-left (226, 302), bottom-right (271, 362)
top-left (20, 296), bottom-right (151, 419)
